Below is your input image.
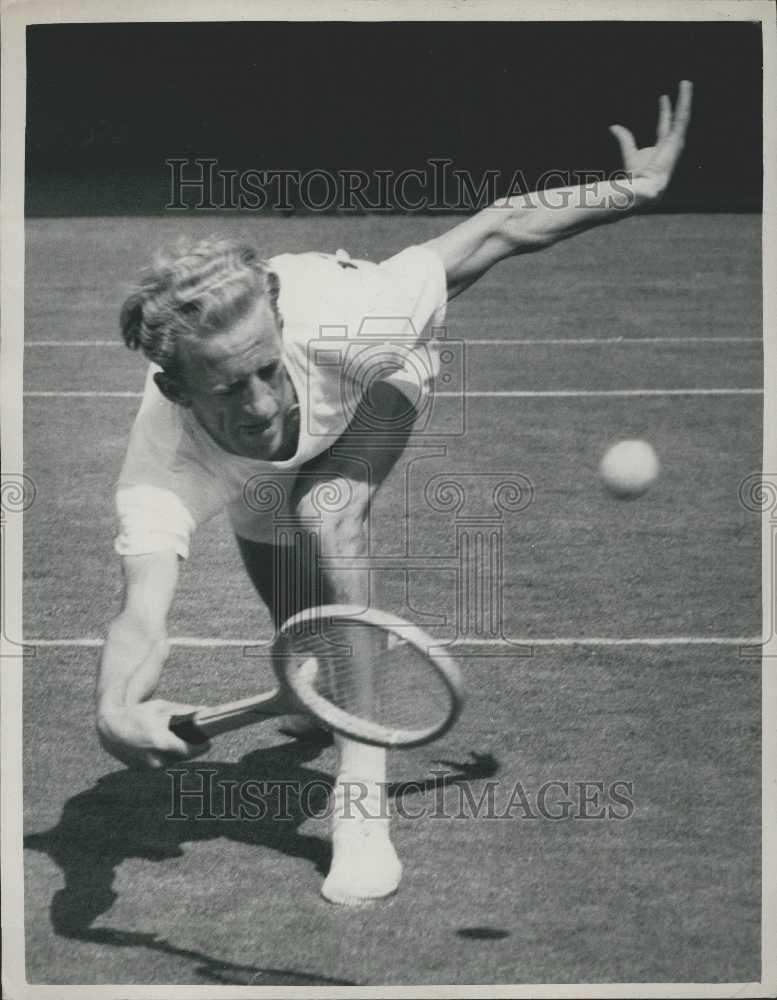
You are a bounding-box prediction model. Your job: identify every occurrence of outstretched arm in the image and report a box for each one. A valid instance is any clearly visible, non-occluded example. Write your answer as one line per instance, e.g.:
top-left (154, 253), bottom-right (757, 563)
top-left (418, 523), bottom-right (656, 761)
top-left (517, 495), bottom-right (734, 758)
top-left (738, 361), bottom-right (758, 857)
top-left (423, 81), bottom-right (693, 299)
top-left (97, 550), bottom-right (210, 767)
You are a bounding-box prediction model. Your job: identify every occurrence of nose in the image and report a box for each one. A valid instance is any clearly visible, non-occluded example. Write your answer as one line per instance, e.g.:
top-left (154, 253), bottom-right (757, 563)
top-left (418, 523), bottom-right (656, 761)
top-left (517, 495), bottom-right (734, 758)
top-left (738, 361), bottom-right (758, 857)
top-left (241, 373), bottom-right (277, 424)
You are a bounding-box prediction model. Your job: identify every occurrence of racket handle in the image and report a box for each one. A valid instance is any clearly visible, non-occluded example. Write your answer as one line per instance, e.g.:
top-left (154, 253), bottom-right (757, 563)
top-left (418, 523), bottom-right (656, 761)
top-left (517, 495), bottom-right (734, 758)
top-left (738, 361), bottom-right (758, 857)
top-left (169, 713), bottom-right (210, 745)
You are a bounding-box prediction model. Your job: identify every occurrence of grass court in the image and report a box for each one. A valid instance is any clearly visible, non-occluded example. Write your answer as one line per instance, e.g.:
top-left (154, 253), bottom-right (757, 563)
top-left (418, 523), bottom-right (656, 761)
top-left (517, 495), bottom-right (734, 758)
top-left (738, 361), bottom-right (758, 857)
top-left (22, 212), bottom-right (761, 985)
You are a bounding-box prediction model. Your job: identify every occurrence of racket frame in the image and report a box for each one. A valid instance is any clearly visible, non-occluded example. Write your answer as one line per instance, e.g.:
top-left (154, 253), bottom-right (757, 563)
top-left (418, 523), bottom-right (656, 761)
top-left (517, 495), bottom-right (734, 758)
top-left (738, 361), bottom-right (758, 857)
top-left (277, 605), bottom-right (464, 747)
top-left (169, 604), bottom-right (463, 748)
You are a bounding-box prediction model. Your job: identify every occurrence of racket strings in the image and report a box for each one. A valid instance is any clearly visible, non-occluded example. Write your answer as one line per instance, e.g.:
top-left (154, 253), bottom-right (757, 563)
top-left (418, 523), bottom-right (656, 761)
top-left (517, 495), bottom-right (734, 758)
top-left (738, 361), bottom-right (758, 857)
top-left (284, 623), bottom-right (453, 736)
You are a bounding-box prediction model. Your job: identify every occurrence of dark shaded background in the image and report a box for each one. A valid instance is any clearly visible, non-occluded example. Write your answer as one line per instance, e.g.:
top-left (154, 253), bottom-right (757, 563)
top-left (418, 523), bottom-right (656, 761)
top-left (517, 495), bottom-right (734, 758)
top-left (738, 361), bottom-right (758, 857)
top-left (26, 21), bottom-right (762, 215)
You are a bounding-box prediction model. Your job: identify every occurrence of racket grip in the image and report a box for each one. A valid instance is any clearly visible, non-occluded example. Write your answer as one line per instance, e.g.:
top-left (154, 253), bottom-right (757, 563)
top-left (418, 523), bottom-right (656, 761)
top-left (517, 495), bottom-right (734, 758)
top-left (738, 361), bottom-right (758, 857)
top-left (169, 713), bottom-right (210, 745)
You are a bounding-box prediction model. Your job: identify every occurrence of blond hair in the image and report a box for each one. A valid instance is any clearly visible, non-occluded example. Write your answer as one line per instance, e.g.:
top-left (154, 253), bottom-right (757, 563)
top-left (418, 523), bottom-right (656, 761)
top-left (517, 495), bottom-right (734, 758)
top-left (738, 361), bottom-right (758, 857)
top-left (119, 237), bottom-right (280, 378)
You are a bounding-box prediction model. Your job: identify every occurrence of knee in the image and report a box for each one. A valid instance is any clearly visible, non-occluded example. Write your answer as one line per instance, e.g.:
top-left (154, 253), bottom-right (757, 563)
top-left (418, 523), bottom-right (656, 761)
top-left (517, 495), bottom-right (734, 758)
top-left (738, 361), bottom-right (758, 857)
top-left (292, 477), bottom-right (370, 555)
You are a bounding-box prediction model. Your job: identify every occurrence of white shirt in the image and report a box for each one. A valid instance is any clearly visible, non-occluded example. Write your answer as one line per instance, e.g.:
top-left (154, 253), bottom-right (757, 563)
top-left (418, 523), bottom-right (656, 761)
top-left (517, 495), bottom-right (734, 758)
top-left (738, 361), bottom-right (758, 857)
top-left (114, 244), bottom-right (447, 558)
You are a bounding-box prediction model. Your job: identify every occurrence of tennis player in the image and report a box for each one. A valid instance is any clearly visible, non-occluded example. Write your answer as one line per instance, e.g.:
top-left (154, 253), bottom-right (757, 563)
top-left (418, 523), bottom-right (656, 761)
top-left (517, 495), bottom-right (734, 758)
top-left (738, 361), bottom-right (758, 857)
top-left (97, 82), bottom-right (692, 904)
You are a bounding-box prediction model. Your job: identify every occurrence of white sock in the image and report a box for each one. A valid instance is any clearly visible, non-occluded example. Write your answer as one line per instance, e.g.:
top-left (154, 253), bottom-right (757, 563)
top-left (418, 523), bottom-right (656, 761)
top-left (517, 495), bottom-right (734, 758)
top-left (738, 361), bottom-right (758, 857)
top-left (321, 737), bottom-right (401, 905)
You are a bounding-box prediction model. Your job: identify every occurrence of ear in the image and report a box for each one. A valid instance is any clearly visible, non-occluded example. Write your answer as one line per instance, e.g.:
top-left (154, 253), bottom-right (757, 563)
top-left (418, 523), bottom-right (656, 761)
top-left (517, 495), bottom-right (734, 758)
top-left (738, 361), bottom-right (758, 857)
top-left (153, 370), bottom-right (191, 407)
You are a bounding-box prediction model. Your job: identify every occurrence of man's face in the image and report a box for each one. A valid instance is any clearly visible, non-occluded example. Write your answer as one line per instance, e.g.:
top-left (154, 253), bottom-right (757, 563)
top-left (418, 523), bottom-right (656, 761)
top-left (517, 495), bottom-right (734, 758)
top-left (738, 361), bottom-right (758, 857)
top-left (173, 298), bottom-right (298, 461)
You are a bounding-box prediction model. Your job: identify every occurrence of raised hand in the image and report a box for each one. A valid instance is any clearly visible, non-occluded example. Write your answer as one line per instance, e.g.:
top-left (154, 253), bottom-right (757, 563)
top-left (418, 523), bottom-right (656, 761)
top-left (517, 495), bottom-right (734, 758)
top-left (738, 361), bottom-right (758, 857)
top-left (609, 80), bottom-right (693, 201)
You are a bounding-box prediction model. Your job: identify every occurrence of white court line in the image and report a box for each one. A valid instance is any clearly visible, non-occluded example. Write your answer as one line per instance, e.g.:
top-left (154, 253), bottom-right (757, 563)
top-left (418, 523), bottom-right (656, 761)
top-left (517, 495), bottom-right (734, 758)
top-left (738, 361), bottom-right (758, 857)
top-left (26, 341), bottom-right (124, 347)
top-left (24, 388), bottom-right (763, 399)
top-left (24, 336), bottom-right (760, 348)
top-left (25, 391), bottom-right (143, 398)
top-left (470, 337), bottom-right (760, 346)
top-left (438, 388), bottom-right (762, 398)
top-left (24, 635), bottom-right (759, 648)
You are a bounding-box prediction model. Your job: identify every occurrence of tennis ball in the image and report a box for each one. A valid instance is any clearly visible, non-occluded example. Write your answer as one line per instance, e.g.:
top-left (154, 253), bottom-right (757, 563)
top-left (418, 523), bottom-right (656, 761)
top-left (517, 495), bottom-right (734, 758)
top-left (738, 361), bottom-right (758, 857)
top-left (599, 439), bottom-right (660, 499)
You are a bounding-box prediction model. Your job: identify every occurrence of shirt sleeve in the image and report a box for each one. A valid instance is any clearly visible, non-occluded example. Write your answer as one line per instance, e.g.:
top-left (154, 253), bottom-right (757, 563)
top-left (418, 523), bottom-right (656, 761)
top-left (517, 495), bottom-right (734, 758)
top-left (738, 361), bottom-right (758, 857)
top-left (270, 244), bottom-right (447, 345)
top-left (346, 245), bottom-right (449, 401)
top-left (114, 483), bottom-right (196, 560)
top-left (374, 244), bottom-right (448, 340)
top-left (113, 364), bottom-right (228, 560)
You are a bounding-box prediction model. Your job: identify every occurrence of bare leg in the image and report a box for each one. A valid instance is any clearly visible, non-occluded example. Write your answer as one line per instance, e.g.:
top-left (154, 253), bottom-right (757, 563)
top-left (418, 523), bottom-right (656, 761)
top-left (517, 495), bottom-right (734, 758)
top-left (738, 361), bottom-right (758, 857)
top-left (235, 535), bottom-right (308, 632)
top-left (290, 382), bottom-right (415, 903)
top-left (235, 535), bottom-right (328, 738)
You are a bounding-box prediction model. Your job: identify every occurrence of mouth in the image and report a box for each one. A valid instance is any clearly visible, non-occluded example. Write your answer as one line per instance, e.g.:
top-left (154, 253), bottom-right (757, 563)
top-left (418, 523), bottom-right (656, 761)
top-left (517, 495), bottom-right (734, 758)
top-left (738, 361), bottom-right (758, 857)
top-left (239, 418), bottom-right (277, 437)
top-left (240, 402), bottom-right (299, 435)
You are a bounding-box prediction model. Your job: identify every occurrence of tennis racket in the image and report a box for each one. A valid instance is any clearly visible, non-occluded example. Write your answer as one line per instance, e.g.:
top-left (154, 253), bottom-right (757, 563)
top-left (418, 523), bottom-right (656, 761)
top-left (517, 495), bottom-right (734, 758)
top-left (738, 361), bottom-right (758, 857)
top-left (169, 604), bottom-right (464, 749)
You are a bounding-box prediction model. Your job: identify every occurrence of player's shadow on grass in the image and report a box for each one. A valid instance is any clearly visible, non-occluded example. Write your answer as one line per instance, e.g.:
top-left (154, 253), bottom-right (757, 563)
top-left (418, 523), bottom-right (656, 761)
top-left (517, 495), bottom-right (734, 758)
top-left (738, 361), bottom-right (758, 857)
top-left (69, 926), bottom-right (359, 987)
top-left (25, 735), bottom-right (497, 983)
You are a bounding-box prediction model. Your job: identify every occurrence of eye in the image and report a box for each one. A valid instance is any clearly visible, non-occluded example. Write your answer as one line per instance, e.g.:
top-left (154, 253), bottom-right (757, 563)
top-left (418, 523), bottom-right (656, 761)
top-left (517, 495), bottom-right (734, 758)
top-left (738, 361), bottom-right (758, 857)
top-left (212, 380), bottom-right (243, 397)
top-left (257, 361), bottom-right (279, 380)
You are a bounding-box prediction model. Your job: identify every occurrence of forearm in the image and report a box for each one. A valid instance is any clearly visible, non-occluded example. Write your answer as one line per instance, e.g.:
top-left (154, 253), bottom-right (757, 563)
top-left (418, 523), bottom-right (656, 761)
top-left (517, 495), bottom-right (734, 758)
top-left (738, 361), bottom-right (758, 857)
top-left (497, 175), bottom-right (660, 252)
top-left (424, 176), bottom-right (657, 299)
top-left (94, 552), bottom-right (201, 766)
top-left (96, 611), bottom-right (169, 717)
